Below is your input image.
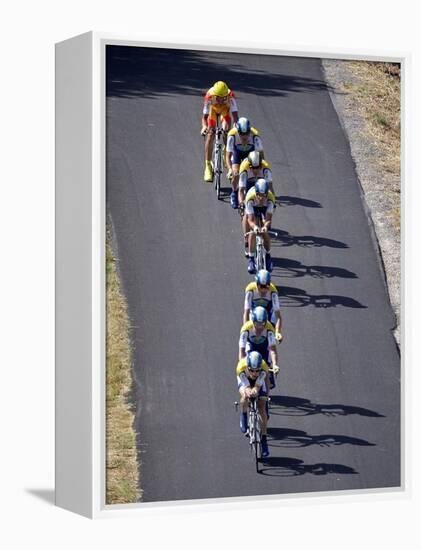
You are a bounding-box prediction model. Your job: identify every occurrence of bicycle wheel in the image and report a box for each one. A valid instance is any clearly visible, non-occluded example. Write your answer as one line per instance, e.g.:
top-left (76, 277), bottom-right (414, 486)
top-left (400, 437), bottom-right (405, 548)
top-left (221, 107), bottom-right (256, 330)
top-left (214, 144), bottom-right (222, 200)
top-left (256, 237), bottom-right (266, 272)
top-left (249, 400), bottom-right (262, 472)
top-left (215, 151), bottom-right (221, 199)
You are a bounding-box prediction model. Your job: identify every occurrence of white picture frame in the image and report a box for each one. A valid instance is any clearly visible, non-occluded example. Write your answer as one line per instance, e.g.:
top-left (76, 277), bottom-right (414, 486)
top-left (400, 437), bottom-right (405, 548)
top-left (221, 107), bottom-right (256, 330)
top-left (55, 31), bottom-right (407, 519)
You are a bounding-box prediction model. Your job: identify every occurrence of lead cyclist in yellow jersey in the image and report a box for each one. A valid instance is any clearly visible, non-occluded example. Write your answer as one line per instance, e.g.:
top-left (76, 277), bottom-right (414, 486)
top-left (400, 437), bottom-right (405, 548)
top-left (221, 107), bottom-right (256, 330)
top-left (201, 81), bottom-right (239, 182)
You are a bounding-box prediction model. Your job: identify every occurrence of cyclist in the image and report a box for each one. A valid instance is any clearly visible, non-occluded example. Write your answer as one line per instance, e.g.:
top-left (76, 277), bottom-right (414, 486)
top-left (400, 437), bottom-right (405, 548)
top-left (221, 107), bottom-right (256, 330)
top-left (236, 350), bottom-right (270, 458)
top-left (239, 306), bottom-right (280, 391)
top-left (238, 151), bottom-right (273, 206)
top-left (225, 117), bottom-right (264, 209)
top-left (201, 81), bottom-right (239, 182)
top-left (244, 178), bottom-right (276, 274)
top-left (244, 269), bottom-right (283, 342)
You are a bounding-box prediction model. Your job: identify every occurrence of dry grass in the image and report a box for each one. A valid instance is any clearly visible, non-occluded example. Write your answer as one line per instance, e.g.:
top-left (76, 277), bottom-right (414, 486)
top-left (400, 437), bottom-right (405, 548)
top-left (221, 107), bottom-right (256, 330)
top-left (343, 61), bottom-right (400, 188)
top-left (341, 61), bottom-right (401, 230)
top-left (106, 231), bottom-right (141, 504)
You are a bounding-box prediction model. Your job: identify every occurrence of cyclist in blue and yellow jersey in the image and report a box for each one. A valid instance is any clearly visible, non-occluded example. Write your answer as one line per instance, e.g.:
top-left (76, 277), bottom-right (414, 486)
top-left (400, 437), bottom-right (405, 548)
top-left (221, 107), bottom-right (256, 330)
top-left (236, 351), bottom-right (270, 457)
top-left (244, 269), bottom-right (283, 342)
top-left (239, 305), bottom-right (279, 375)
top-left (244, 178), bottom-right (276, 274)
top-left (225, 117), bottom-right (264, 209)
top-left (238, 151), bottom-right (273, 206)
top-left (201, 81), bottom-right (239, 182)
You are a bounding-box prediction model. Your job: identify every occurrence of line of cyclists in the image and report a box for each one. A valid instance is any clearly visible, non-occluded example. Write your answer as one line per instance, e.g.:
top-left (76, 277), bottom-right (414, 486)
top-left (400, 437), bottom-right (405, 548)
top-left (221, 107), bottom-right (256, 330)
top-left (200, 81), bottom-right (283, 459)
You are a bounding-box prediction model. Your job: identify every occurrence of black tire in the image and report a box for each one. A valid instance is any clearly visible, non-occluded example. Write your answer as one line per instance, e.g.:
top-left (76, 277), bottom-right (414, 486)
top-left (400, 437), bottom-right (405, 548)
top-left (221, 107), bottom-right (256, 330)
top-left (256, 239), bottom-right (266, 272)
top-left (249, 400), bottom-right (262, 472)
top-left (214, 148), bottom-right (222, 200)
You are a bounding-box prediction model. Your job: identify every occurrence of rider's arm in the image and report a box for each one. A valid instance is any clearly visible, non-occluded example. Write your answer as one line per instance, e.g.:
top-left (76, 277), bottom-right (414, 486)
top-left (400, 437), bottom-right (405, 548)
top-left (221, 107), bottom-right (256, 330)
top-left (230, 97), bottom-right (239, 123)
top-left (226, 135), bottom-right (234, 169)
top-left (243, 291), bottom-right (252, 324)
top-left (272, 293), bottom-right (283, 336)
top-left (267, 331), bottom-right (278, 366)
top-left (201, 113), bottom-right (209, 134)
top-left (248, 214), bottom-right (258, 232)
top-left (245, 200), bottom-right (258, 230)
top-left (239, 331), bottom-right (248, 360)
top-left (269, 345), bottom-right (278, 367)
top-left (239, 172), bottom-right (247, 204)
top-left (263, 212), bottom-right (272, 231)
top-left (238, 372), bottom-right (250, 388)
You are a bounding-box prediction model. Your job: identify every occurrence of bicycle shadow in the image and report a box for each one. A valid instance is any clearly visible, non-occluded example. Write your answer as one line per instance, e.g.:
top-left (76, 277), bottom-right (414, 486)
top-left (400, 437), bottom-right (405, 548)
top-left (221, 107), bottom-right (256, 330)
top-left (270, 229), bottom-right (348, 248)
top-left (267, 427), bottom-right (375, 448)
top-left (273, 285), bottom-right (367, 308)
top-left (268, 395), bottom-right (385, 418)
top-left (276, 196), bottom-right (322, 208)
top-left (257, 457), bottom-right (358, 477)
top-left (273, 257), bottom-right (358, 279)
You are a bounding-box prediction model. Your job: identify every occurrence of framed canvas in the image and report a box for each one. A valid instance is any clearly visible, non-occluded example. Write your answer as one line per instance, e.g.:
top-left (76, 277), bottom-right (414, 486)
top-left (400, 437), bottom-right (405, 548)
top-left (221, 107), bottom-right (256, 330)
top-left (55, 32), bottom-right (406, 518)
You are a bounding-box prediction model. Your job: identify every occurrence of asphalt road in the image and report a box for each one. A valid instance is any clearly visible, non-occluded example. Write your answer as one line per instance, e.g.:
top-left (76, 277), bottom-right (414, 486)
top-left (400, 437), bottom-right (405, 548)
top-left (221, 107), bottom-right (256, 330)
top-left (106, 46), bottom-right (400, 502)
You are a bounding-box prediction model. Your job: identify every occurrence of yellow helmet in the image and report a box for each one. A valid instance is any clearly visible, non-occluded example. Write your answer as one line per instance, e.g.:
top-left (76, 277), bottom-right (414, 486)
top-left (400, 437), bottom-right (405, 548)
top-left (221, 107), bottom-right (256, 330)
top-left (212, 81), bottom-right (229, 97)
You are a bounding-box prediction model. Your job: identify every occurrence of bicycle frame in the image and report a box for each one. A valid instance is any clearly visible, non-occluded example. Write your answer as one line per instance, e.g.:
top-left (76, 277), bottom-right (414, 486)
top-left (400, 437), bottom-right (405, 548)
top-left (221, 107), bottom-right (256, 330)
top-left (213, 122), bottom-right (225, 200)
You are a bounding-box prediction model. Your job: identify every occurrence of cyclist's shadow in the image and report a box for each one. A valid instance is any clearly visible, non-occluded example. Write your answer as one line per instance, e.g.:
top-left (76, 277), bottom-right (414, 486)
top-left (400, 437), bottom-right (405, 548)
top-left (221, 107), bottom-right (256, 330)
top-left (268, 395), bottom-right (385, 417)
top-left (266, 427), bottom-right (375, 448)
top-left (257, 456), bottom-right (358, 477)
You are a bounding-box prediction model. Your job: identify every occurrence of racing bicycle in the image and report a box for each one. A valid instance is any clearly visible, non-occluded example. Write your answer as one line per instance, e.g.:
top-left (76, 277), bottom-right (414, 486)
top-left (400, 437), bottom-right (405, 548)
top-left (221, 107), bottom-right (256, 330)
top-left (235, 396), bottom-right (263, 472)
top-left (245, 211), bottom-right (278, 272)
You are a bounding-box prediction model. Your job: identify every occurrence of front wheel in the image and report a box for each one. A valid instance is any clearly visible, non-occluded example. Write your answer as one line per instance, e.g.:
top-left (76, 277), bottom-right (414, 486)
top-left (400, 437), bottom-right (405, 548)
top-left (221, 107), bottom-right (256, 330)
top-left (214, 146), bottom-right (222, 200)
top-left (255, 237), bottom-right (266, 272)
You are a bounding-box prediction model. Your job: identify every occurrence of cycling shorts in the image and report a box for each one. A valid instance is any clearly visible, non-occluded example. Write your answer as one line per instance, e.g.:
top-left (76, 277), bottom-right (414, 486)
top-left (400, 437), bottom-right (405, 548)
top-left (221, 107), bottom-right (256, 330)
top-left (246, 341), bottom-right (270, 364)
top-left (231, 148), bottom-right (251, 166)
top-left (207, 105), bottom-right (232, 128)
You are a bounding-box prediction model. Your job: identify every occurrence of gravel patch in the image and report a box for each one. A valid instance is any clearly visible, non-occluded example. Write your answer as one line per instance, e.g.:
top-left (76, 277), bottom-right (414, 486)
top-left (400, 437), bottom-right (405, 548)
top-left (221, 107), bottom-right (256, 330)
top-left (322, 59), bottom-right (400, 347)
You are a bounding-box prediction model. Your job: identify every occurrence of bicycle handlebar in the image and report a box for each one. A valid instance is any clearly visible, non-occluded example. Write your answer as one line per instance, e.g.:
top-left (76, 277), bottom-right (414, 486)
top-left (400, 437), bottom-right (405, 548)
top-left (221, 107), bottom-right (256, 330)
top-left (244, 229), bottom-right (278, 237)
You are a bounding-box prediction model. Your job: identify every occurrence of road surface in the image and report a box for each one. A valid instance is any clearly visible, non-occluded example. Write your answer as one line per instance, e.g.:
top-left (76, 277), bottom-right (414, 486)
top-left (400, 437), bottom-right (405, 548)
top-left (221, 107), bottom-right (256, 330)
top-left (106, 46), bottom-right (400, 502)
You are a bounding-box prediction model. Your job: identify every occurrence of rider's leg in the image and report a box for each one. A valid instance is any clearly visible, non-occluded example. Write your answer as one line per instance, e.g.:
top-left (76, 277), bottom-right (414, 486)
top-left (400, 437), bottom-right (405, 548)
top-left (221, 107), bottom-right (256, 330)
top-left (263, 233), bottom-right (272, 272)
top-left (205, 130), bottom-right (215, 162)
top-left (248, 228), bottom-right (257, 274)
top-left (221, 114), bottom-right (231, 141)
top-left (242, 215), bottom-right (249, 256)
top-left (257, 399), bottom-right (268, 436)
top-left (230, 162), bottom-right (240, 209)
top-left (249, 229), bottom-right (256, 255)
top-left (258, 388), bottom-right (270, 457)
top-left (239, 387), bottom-right (249, 433)
top-left (204, 118), bottom-right (215, 181)
top-left (231, 165), bottom-right (240, 191)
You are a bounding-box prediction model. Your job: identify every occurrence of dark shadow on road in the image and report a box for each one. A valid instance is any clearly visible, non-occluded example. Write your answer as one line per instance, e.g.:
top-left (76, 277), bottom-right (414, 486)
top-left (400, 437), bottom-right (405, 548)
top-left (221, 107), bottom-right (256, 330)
top-left (107, 46), bottom-right (331, 100)
top-left (276, 196), bottom-right (322, 208)
top-left (271, 229), bottom-right (348, 248)
top-left (267, 427), bottom-right (375, 448)
top-left (272, 257), bottom-right (357, 279)
top-left (273, 285), bottom-right (366, 308)
top-left (268, 395), bottom-right (385, 418)
top-left (258, 457), bottom-right (358, 477)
